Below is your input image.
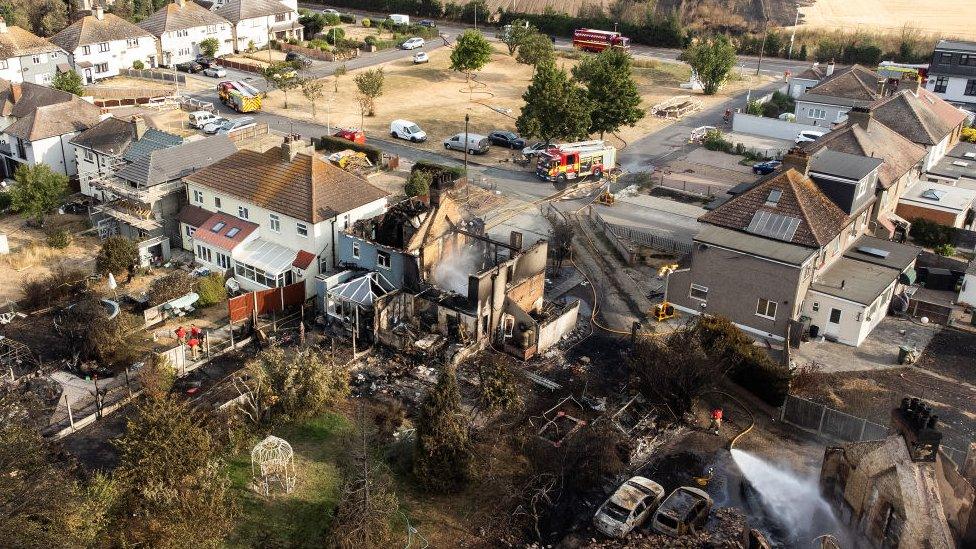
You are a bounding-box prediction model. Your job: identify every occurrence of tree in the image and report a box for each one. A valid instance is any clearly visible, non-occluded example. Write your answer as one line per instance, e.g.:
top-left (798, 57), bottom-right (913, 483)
top-left (262, 62), bottom-right (303, 109)
top-left (354, 67), bottom-right (384, 117)
top-left (8, 163), bottom-right (68, 226)
top-left (413, 365), bottom-right (472, 492)
top-left (404, 169), bottom-right (431, 198)
top-left (196, 273), bottom-right (227, 307)
top-left (499, 19), bottom-right (531, 56)
top-left (242, 346), bottom-right (350, 425)
top-left (515, 30), bottom-right (555, 67)
top-left (475, 354), bottom-right (522, 415)
top-left (450, 29), bottom-right (493, 99)
top-left (684, 34), bottom-right (737, 95)
top-left (52, 69), bottom-right (85, 96)
top-left (1, 0), bottom-right (66, 36)
top-left (199, 37), bottom-right (220, 58)
top-left (516, 61), bottom-right (591, 147)
top-left (300, 78), bottom-right (325, 119)
top-left (572, 48), bottom-right (645, 138)
top-left (112, 396), bottom-right (235, 548)
top-left (95, 236), bottom-right (138, 276)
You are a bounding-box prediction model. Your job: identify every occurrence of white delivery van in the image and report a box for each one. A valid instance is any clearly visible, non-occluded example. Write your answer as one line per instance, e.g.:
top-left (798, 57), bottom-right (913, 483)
top-left (389, 14), bottom-right (410, 25)
top-left (390, 119), bottom-right (427, 142)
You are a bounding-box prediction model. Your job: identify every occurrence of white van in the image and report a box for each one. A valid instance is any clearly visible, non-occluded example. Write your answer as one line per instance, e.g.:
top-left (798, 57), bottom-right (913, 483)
top-left (389, 14), bottom-right (410, 25)
top-left (443, 132), bottom-right (490, 154)
top-left (188, 110), bottom-right (219, 129)
top-left (390, 119), bottom-right (426, 142)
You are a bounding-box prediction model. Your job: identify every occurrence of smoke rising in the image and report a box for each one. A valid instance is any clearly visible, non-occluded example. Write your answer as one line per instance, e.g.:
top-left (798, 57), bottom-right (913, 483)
top-left (432, 245), bottom-right (483, 294)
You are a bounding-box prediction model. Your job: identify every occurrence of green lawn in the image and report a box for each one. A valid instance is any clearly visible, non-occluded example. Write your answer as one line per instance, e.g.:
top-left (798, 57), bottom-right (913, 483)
top-left (226, 413), bottom-right (352, 548)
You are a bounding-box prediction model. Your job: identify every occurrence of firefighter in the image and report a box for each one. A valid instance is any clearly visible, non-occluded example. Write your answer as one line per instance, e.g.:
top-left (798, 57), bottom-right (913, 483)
top-left (174, 325), bottom-right (186, 344)
top-left (187, 337), bottom-right (200, 360)
top-left (709, 408), bottom-right (723, 435)
top-left (190, 324), bottom-right (201, 341)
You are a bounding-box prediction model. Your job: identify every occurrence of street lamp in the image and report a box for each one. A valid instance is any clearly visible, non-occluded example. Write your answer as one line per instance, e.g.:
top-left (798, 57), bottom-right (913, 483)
top-left (463, 113), bottom-right (469, 176)
top-left (756, 16), bottom-right (769, 76)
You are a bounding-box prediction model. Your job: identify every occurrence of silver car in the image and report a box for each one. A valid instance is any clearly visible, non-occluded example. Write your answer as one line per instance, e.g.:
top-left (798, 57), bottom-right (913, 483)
top-left (593, 476), bottom-right (665, 538)
top-left (443, 133), bottom-right (490, 154)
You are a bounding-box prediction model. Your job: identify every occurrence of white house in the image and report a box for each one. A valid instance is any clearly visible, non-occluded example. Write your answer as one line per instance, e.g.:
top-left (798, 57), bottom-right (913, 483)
top-left (793, 65), bottom-right (881, 127)
top-left (871, 88), bottom-right (968, 172)
top-left (959, 260), bottom-right (976, 307)
top-left (926, 39), bottom-right (976, 109)
top-left (50, 6), bottom-right (158, 84)
top-left (0, 92), bottom-right (102, 178)
top-left (214, 0), bottom-right (302, 53)
top-left (181, 136), bottom-right (388, 296)
top-left (0, 18), bottom-right (67, 85)
top-left (139, 0), bottom-right (233, 66)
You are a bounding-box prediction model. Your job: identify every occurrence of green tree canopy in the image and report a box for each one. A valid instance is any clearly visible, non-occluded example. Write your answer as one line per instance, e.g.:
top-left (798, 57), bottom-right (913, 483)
top-left (516, 60), bottom-right (591, 146)
top-left (52, 69), bottom-right (85, 96)
top-left (354, 67), bottom-right (384, 117)
top-left (515, 30), bottom-right (555, 67)
top-left (684, 34), bottom-right (738, 95)
top-left (262, 62), bottom-right (304, 108)
top-left (498, 19), bottom-right (531, 56)
top-left (95, 236), bottom-right (138, 276)
top-left (572, 48), bottom-right (645, 138)
top-left (243, 346), bottom-right (350, 424)
top-left (413, 366), bottom-right (472, 492)
top-left (404, 169), bottom-right (431, 198)
top-left (199, 37), bottom-right (219, 57)
top-left (8, 163), bottom-right (67, 225)
top-left (450, 29), bottom-right (493, 79)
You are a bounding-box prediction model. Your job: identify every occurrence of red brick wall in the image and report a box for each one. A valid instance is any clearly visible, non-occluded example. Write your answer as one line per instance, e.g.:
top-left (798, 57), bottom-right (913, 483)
top-left (895, 203), bottom-right (960, 228)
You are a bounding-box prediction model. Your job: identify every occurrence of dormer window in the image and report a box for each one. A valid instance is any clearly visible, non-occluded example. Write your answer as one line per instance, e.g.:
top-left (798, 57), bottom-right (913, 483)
top-left (764, 189), bottom-right (782, 207)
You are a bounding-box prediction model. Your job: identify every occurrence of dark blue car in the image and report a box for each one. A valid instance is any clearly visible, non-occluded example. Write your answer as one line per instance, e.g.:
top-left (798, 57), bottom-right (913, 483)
top-left (752, 160), bottom-right (781, 175)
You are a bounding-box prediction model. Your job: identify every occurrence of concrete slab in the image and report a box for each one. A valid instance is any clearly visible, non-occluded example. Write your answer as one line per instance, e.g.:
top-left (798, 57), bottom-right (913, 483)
top-left (794, 316), bottom-right (940, 372)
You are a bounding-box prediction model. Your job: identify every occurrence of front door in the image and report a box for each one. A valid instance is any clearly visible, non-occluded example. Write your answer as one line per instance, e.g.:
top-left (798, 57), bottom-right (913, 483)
top-left (825, 308), bottom-right (842, 339)
top-left (83, 68), bottom-right (93, 84)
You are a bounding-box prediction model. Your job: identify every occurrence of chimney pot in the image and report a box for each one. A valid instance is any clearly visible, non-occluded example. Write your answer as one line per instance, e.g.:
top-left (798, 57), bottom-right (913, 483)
top-left (280, 134), bottom-right (305, 162)
top-left (826, 60), bottom-right (835, 77)
top-left (781, 147), bottom-right (811, 176)
top-left (131, 115), bottom-right (146, 140)
top-left (94, 5), bottom-right (104, 19)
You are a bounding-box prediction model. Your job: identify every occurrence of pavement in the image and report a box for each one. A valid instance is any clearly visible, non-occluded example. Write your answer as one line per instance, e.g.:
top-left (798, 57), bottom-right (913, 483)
top-left (794, 315), bottom-right (940, 373)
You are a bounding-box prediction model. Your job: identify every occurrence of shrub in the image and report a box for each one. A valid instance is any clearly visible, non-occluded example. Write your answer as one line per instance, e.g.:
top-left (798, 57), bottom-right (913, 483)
top-left (411, 160), bottom-right (464, 181)
top-left (361, 17), bottom-right (371, 27)
top-left (339, 13), bottom-right (356, 23)
top-left (315, 135), bottom-right (383, 164)
top-left (95, 236), bottom-right (138, 276)
top-left (0, 191), bottom-right (12, 211)
top-left (746, 99), bottom-right (763, 116)
top-left (146, 271), bottom-right (196, 306)
top-left (132, 60), bottom-right (145, 70)
top-left (694, 316), bottom-right (790, 407)
top-left (962, 127), bottom-right (976, 143)
top-left (404, 169), bottom-right (431, 197)
top-left (45, 228), bottom-right (72, 249)
top-left (703, 129), bottom-right (734, 154)
top-left (935, 243), bottom-right (956, 257)
top-left (197, 273), bottom-right (227, 307)
top-left (909, 217), bottom-right (957, 248)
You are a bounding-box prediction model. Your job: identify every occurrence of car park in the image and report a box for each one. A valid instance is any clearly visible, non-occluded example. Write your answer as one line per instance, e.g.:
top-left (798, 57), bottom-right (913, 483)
top-left (443, 132), bottom-right (490, 154)
top-left (400, 37), bottom-right (425, 50)
top-left (650, 486), bottom-right (713, 537)
top-left (203, 66), bottom-right (227, 78)
top-left (593, 476), bottom-right (665, 538)
top-left (202, 117), bottom-right (230, 133)
top-left (285, 51), bottom-right (312, 68)
top-left (522, 141), bottom-right (558, 158)
top-left (795, 130), bottom-right (826, 144)
top-left (175, 61), bottom-right (203, 73)
top-left (413, 51), bottom-right (429, 64)
top-left (752, 160), bottom-right (781, 175)
top-left (390, 119), bottom-right (427, 142)
top-left (488, 130), bottom-right (525, 149)
top-left (188, 110), bottom-right (221, 129)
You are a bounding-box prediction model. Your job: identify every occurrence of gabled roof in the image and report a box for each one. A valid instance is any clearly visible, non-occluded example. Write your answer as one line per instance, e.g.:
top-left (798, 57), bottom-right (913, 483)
top-left (139, 1), bottom-right (230, 36)
top-left (801, 65), bottom-right (881, 104)
top-left (185, 144), bottom-right (388, 224)
top-left (50, 12), bottom-right (153, 52)
top-left (70, 116), bottom-right (183, 157)
top-left (871, 89), bottom-right (968, 146)
top-left (801, 114), bottom-right (926, 189)
top-left (0, 24), bottom-right (63, 59)
top-left (809, 149), bottom-right (882, 181)
top-left (699, 168), bottom-right (849, 248)
top-left (0, 80), bottom-right (75, 118)
top-left (794, 64), bottom-right (826, 81)
top-left (214, 0), bottom-right (292, 23)
top-left (116, 134), bottom-right (236, 186)
top-left (3, 98), bottom-right (101, 141)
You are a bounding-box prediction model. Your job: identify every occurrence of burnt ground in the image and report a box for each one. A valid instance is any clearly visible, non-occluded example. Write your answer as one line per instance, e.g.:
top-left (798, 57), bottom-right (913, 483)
top-left (915, 327), bottom-right (976, 387)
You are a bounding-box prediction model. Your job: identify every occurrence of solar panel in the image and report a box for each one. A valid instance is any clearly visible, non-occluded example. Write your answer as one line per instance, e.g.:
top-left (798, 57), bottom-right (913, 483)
top-left (746, 210), bottom-right (801, 242)
top-left (856, 246), bottom-right (890, 259)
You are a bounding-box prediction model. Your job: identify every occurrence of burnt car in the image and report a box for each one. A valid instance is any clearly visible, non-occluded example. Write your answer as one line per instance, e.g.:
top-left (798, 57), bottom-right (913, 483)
top-left (650, 486), bottom-right (713, 537)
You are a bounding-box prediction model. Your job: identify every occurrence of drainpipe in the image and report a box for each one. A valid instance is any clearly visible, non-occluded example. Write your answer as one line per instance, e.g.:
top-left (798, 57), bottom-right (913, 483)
top-left (59, 134), bottom-right (68, 176)
top-left (330, 218), bottom-right (336, 271)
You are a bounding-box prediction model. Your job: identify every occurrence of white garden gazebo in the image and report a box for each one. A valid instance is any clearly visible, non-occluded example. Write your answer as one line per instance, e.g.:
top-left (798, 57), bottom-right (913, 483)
top-left (250, 435), bottom-right (297, 496)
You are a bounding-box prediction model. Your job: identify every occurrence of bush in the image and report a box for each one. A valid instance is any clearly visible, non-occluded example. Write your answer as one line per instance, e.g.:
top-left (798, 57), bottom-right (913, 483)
top-left (197, 273), bottom-right (227, 307)
top-left (909, 217), bottom-right (957, 248)
top-left (0, 191), bottom-right (13, 211)
top-left (132, 60), bottom-right (144, 70)
top-left (146, 271), bottom-right (196, 306)
top-left (411, 160), bottom-right (464, 181)
top-left (694, 316), bottom-right (790, 407)
top-left (45, 228), bottom-right (72, 249)
top-left (404, 169), bottom-right (431, 197)
top-left (935, 243), bottom-right (956, 257)
top-left (962, 127), bottom-right (976, 143)
top-left (361, 17), bottom-right (371, 27)
top-left (703, 129), bottom-right (734, 154)
top-left (95, 236), bottom-right (138, 276)
top-left (339, 13), bottom-right (356, 23)
top-left (20, 264), bottom-right (88, 309)
top-left (315, 135), bottom-right (383, 164)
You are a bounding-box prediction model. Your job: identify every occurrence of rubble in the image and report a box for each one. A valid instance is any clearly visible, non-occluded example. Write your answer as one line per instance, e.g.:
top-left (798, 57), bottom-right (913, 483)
top-left (561, 507), bottom-right (750, 548)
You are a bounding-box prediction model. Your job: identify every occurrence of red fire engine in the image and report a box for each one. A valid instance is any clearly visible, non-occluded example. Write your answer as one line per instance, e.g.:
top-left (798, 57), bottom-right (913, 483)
top-left (536, 140), bottom-right (616, 183)
top-left (572, 28), bottom-right (631, 53)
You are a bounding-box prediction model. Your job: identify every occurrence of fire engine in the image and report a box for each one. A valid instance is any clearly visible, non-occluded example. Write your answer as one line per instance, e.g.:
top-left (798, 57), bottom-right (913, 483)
top-left (536, 140), bottom-right (616, 183)
top-left (572, 28), bottom-right (631, 53)
top-left (217, 80), bottom-right (263, 113)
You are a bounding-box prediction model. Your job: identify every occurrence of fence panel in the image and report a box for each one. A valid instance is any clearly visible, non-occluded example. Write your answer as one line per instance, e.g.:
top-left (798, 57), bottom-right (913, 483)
top-left (821, 407), bottom-right (870, 441)
top-left (781, 394), bottom-right (826, 432)
top-left (590, 209), bottom-right (692, 255)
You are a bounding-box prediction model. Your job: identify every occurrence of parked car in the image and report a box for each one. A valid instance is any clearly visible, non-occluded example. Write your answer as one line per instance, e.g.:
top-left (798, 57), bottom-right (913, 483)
top-left (175, 61), bottom-right (203, 73)
top-left (444, 132), bottom-right (490, 154)
top-left (413, 51), bottom-right (429, 64)
top-left (522, 141), bottom-right (558, 158)
top-left (334, 128), bottom-right (365, 144)
top-left (593, 476), bottom-right (665, 538)
top-left (285, 51), bottom-right (312, 68)
top-left (419, 19), bottom-right (436, 28)
top-left (188, 110), bottom-right (221, 129)
top-left (752, 160), bottom-right (782, 175)
top-left (390, 119), bottom-right (427, 142)
top-left (400, 37), bottom-right (425, 50)
top-left (195, 56), bottom-right (215, 68)
top-left (488, 130), bottom-right (525, 149)
top-left (215, 117), bottom-right (256, 135)
top-left (321, 8), bottom-right (339, 16)
top-left (650, 487), bottom-right (713, 537)
top-left (795, 129), bottom-right (826, 144)
top-left (201, 117), bottom-right (230, 133)
top-left (203, 66), bottom-right (227, 78)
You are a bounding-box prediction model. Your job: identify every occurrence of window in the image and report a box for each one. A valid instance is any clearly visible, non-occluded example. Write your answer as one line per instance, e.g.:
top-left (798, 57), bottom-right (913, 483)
top-left (934, 77), bottom-right (949, 93)
top-left (192, 190), bottom-right (204, 204)
top-left (829, 308), bottom-right (842, 324)
top-left (966, 80), bottom-right (976, 97)
top-left (211, 221), bottom-right (226, 232)
top-left (765, 189), bottom-right (782, 206)
top-left (352, 242), bottom-right (360, 258)
top-left (206, 25), bottom-right (217, 34)
top-left (84, 149), bottom-right (94, 161)
top-left (215, 251), bottom-right (231, 269)
top-left (185, 225), bottom-right (195, 237)
top-left (126, 38), bottom-right (139, 47)
top-left (377, 251), bottom-right (391, 269)
top-left (176, 29), bottom-right (188, 38)
top-left (196, 244), bottom-right (212, 263)
top-left (275, 13), bottom-right (287, 22)
top-left (689, 284), bottom-right (708, 301)
top-left (940, 52), bottom-right (952, 65)
top-left (98, 42), bottom-right (109, 52)
top-left (343, 214), bottom-right (350, 229)
top-left (214, 196), bottom-right (221, 208)
top-left (963, 54), bottom-right (976, 66)
top-left (296, 222), bottom-right (308, 237)
top-left (0, 59), bottom-right (6, 70)
top-left (809, 107), bottom-right (826, 120)
top-left (234, 261), bottom-right (286, 288)
top-left (756, 298), bottom-right (777, 319)
top-left (812, 302), bottom-right (819, 312)
top-left (32, 55), bottom-right (42, 64)
top-left (269, 213), bottom-right (280, 232)
top-left (226, 227), bottom-right (240, 238)
top-left (95, 63), bottom-right (108, 73)
top-left (238, 206), bottom-right (249, 219)
top-left (82, 45), bottom-right (91, 55)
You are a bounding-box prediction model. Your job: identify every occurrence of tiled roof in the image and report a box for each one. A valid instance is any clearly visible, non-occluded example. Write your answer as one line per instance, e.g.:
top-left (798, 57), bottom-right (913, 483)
top-left (192, 211), bottom-right (258, 251)
top-left (0, 25), bottom-right (63, 59)
top-left (177, 204), bottom-right (213, 228)
top-left (803, 65), bottom-right (881, 103)
top-left (214, 0), bottom-right (292, 24)
top-left (51, 12), bottom-right (153, 52)
top-left (794, 64), bottom-right (826, 81)
top-left (3, 98), bottom-right (101, 141)
top-left (801, 114), bottom-right (926, 189)
top-left (122, 128), bottom-right (184, 161)
top-left (70, 117), bottom-right (183, 156)
top-left (699, 168), bottom-right (849, 248)
top-left (292, 249), bottom-right (315, 269)
top-left (139, 1), bottom-right (230, 36)
top-left (871, 89), bottom-right (967, 146)
top-left (116, 134), bottom-right (236, 186)
top-left (0, 81), bottom-right (75, 118)
top-left (185, 145), bottom-right (389, 224)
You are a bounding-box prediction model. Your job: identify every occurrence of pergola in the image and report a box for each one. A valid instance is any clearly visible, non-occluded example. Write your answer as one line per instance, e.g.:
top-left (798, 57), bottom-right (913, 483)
top-left (250, 435), bottom-right (297, 496)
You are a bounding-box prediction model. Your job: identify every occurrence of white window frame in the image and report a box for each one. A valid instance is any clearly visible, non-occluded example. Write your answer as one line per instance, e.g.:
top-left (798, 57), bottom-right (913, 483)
top-left (377, 251), bottom-right (391, 269)
top-left (192, 189), bottom-right (204, 204)
top-left (98, 42), bottom-right (110, 53)
top-left (689, 284), bottom-right (708, 301)
top-left (809, 107), bottom-right (826, 120)
top-left (269, 213), bottom-right (280, 232)
top-left (126, 38), bottom-right (139, 47)
top-left (756, 298), bottom-right (777, 320)
top-left (238, 206), bottom-right (249, 219)
top-left (95, 63), bottom-right (109, 73)
top-left (0, 59), bottom-right (7, 69)
top-left (296, 222), bottom-right (308, 237)
top-left (352, 242), bottom-right (360, 259)
top-left (81, 45), bottom-right (91, 55)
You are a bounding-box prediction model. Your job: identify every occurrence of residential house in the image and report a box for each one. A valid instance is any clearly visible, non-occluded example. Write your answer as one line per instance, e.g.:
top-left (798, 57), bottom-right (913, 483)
top-left (0, 90), bottom-right (102, 179)
top-left (896, 182), bottom-right (976, 230)
top-left (871, 87), bottom-right (968, 171)
top-left (181, 136), bottom-right (388, 296)
top-left (214, 0), bottom-right (302, 53)
top-left (0, 18), bottom-right (67, 85)
top-left (0, 79), bottom-right (79, 132)
top-left (786, 62), bottom-right (828, 99)
top-left (959, 260), bottom-right (976, 307)
top-left (926, 39), bottom-right (976, 108)
top-left (139, 0), bottom-right (233, 67)
top-left (51, 6), bottom-right (158, 84)
top-left (666, 150), bottom-right (919, 346)
top-left (794, 65), bottom-right (883, 127)
top-left (924, 141), bottom-right (976, 189)
top-left (802, 106), bottom-right (927, 239)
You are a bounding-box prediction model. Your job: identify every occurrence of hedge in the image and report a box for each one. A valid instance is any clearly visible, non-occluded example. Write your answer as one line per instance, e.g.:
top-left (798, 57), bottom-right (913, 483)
top-left (909, 217), bottom-right (957, 248)
top-left (411, 160), bottom-right (463, 181)
top-left (694, 316), bottom-right (790, 407)
top-left (498, 10), bottom-right (687, 49)
top-left (315, 135), bottom-right (383, 164)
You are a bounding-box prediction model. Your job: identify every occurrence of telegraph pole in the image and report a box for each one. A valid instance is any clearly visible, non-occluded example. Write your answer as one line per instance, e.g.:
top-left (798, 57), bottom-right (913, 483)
top-left (788, 3), bottom-right (800, 60)
top-left (463, 113), bottom-right (470, 176)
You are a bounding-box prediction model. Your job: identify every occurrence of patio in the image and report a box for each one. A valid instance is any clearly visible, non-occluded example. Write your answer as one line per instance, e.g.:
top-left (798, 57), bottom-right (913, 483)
top-left (794, 315), bottom-right (941, 373)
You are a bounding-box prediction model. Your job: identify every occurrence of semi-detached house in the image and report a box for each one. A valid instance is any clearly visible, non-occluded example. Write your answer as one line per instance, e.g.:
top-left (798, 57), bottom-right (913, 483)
top-left (139, 0), bottom-right (233, 66)
top-left (794, 65), bottom-right (882, 127)
top-left (181, 136), bottom-right (388, 297)
top-left (50, 6), bottom-right (157, 84)
top-left (0, 18), bottom-right (67, 85)
top-left (213, 0), bottom-right (302, 53)
top-left (926, 39), bottom-right (976, 109)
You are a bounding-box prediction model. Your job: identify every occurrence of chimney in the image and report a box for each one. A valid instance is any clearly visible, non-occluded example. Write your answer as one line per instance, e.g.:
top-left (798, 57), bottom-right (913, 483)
top-left (0, 18), bottom-right (7, 34)
top-left (912, 73), bottom-right (923, 96)
top-left (876, 77), bottom-right (887, 97)
top-left (825, 59), bottom-right (835, 77)
top-left (131, 115), bottom-right (146, 140)
top-left (891, 397), bottom-right (943, 462)
top-left (847, 106), bottom-right (872, 129)
top-left (781, 148), bottom-right (811, 176)
top-left (280, 134), bottom-right (305, 162)
top-left (11, 83), bottom-right (21, 103)
top-left (176, 0), bottom-right (185, 7)
top-left (94, 4), bottom-right (104, 19)
top-left (509, 231), bottom-right (523, 250)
